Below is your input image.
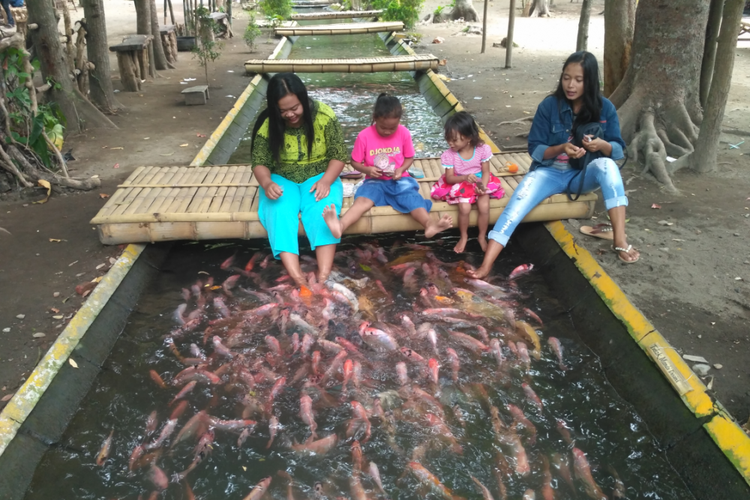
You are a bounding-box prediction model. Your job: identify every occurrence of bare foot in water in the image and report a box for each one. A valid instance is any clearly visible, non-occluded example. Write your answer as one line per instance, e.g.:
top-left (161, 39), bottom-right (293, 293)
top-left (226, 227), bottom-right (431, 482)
top-left (478, 234), bottom-right (488, 252)
top-left (467, 265), bottom-right (491, 280)
top-left (453, 235), bottom-right (468, 254)
top-left (425, 214), bottom-right (453, 238)
top-left (322, 204), bottom-right (343, 239)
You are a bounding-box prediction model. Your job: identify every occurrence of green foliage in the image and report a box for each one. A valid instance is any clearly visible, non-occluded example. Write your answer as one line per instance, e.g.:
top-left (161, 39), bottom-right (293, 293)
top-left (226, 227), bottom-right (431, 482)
top-left (260, 0), bottom-right (292, 19)
top-left (340, 0), bottom-right (354, 10)
top-left (192, 7), bottom-right (224, 86)
top-left (2, 48), bottom-right (65, 169)
top-left (371, 0), bottom-right (425, 29)
top-left (244, 14), bottom-right (263, 52)
top-left (434, 4), bottom-right (444, 15)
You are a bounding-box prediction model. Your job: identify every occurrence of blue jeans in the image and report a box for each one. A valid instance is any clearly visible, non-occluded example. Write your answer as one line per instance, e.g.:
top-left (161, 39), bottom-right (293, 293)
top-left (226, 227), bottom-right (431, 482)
top-left (488, 157), bottom-right (628, 246)
top-left (1, 0), bottom-right (13, 26)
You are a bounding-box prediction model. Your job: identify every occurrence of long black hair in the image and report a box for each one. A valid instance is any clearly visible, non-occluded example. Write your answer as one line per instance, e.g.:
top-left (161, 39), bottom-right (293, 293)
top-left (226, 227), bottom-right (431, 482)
top-left (444, 111), bottom-right (483, 147)
top-left (553, 51), bottom-right (602, 135)
top-left (251, 73), bottom-right (315, 165)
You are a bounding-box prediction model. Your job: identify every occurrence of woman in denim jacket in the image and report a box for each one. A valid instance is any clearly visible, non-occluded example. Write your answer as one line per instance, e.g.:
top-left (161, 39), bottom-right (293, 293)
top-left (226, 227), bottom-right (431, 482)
top-left (469, 51), bottom-right (639, 279)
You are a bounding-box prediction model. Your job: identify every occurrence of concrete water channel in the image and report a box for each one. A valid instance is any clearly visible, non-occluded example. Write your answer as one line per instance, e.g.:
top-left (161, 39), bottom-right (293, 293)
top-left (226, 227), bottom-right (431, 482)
top-left (1, 15), bottom-right (749, 500)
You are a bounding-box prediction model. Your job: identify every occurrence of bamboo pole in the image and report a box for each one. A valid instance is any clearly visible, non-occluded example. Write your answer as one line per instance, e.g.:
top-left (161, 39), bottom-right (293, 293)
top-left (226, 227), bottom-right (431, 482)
top-left (481, 0), bottom-right (489, 53)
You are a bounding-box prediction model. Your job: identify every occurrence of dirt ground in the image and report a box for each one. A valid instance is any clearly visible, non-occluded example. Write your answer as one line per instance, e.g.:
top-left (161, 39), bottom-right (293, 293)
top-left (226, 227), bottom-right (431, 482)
top-left (1, 0), bottom-right (749, 429)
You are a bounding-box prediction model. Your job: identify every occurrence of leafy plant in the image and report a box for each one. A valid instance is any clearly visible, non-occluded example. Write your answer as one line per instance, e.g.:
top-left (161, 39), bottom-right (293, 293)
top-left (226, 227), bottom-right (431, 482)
top-left (371, 0), bottom-right (425, 30)
top-left (434, 4), bottom-right (445, 15)
top-left (244, 14), bottom-right (262, 52)
top-left (267, 14), bottom-right (285, 27)
top-left (192, 7), bottom-right (224, 86)
top-left (259, 0), bottom-right (291, 19)
top-left (2, 48), bottom-right (65, 169)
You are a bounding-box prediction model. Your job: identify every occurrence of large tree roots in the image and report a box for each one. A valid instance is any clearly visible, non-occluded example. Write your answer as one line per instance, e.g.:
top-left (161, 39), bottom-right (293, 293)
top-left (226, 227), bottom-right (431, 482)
top-left (619, 98), bottom-right (701, 193)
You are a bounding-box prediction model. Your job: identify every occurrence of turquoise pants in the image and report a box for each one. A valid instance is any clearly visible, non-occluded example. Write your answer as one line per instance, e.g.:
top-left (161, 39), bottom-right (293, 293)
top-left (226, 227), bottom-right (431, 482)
top-left (258, 172), bottom-right (343, 258)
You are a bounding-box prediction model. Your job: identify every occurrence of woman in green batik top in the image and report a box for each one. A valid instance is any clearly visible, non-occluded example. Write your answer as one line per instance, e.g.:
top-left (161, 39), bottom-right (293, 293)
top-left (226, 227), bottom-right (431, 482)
top-left (251, 73), bottom-right (346, 287)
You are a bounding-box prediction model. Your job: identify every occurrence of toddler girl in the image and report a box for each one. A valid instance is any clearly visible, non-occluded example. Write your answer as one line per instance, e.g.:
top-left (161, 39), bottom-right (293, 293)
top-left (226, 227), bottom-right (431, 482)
top-left (431, 111), bottom-right (505, 253)
top-left (323, 94), bottom-right (452, 239)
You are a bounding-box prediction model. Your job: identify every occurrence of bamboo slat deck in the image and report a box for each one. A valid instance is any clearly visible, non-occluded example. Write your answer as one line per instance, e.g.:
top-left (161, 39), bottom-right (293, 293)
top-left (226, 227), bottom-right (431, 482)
top-left (91, 154), bottom-right (596, 245)
top-left (292, 0), bottom-right (336, 6)
top-left (244, 54), bottom-right (439, 74)
top-left (274, 22), bottom-right (404, 36)
top-left (290, 10), bottom-right (383, 20)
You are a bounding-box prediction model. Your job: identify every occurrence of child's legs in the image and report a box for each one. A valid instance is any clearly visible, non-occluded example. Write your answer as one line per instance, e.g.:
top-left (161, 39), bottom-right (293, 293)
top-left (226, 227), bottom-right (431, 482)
top-left (340, 197), bottom-right (375, 232)
top-left (476, 194), bottom-right (490, 236)
top-left (488, 168), bottom-right (566, 246)
top-left (258, 174), bottom-right (303, 258)
top-left (457, 202), bottom-right (471, 238)
top-left (300, 174), bottom-right (343, 250)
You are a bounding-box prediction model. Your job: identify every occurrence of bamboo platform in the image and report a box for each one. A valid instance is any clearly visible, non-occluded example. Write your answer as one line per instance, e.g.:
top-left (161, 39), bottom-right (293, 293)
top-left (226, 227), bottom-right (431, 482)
top-left (292, 0), bottom-right (335, 7)
top-left (244, 54), bottom-right (439, 74)
top-left (274, 22), bottom-right (404, 36)
top-left (90, 154), bottom-right (596, 245)
top-left (290, 10), bottom-right (383, 20)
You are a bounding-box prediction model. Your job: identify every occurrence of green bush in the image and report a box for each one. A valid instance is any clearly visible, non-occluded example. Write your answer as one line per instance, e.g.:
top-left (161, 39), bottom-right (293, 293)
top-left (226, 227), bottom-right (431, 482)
top-left (372, 0), bottom-right (425, 30)
top-left (244, 14), bottom-right (262, 52)
top-left (260, 0), bottom-right (292, 19)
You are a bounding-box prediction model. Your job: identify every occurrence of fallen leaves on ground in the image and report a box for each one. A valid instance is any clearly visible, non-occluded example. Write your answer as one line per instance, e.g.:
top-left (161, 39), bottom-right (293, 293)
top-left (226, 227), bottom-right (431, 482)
top-left (1, 394), bottom-right (13, 402)
top-left (99, 193), bottom-right (110, 199)
top-left (32, 180), bottom-right (52, 204)
top-left (651, 203), bottom-right (662, 209)
top-left (197, 133), bottom-right (207, 138)
top-left (69, 358), bottom-right (78, 368)
top-left (49, 238), bottom-right (63, 243)
top-left (113, 163), bottom-right (120, 169)
top-left (180, 143), bottom-right (189, 147)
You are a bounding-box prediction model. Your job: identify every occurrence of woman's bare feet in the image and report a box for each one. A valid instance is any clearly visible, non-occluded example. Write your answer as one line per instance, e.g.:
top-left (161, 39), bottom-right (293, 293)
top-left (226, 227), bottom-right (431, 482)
top-left (478, 234), bottom-right (488, 251)
top-left (454, 235), bottom-right (468, 254)
top-left (322, 204), bottom-right (343, 239)
top-left (425, 214), bottom-right (453, 238)
top-left (467, 240), bottom-right (504, 279)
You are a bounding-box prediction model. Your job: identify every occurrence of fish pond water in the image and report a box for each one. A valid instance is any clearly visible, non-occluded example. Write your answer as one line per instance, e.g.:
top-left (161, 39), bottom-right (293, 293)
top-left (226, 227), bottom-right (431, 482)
top-left (25, 235), bottom-right (694, 500)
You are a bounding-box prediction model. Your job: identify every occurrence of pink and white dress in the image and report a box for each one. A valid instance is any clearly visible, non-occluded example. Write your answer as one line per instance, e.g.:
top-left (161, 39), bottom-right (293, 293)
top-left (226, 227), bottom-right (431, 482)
top-left (430, 143), bottom-right (504, 204)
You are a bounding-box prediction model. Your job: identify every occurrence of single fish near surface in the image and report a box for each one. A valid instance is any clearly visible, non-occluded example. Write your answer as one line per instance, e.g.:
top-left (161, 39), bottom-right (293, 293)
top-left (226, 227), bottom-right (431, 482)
top-left (396, 361), bottom-right (409, 386)
top-left (541, 456), bottom-right (555, 500)
top-left (556, 419), bottom-right (574, 446)
top-left (406, 462), bottom-right (455, 500)
top-left (363, 327), bottom-right (399, 351)
top-left (428, 358), bottom-right (440, 385)
top-left (352, 360), bottom-right (363, 389)
top-left (243, 477), bottom-right (273, 500)
top-left (95, 429), bottom-right (114, 466)
top-left (508, 404), bottom-right (537, 445)
top-left (265, 335), bottom-right (282, 357)
top-left (171, 410), bottom-right (210, 449)
top-left (213, 296), bottom-right (231, 318)
top-left (522, 489), bottom-right (536, 500)
top-left (212, 336), bottom-right (234, 359)
top-left (145, 418), bottom-right (177, 451)
top-left (524, 307), bottom-right (544, 326)
top-left (222, 274), bottom-right (241, 295)
top-left (470, 476), bottom-right (495, 500)
top-left (291, 433), bottom-right (338, 455)
top-left (220, 254), bottom-right (235, 270)
top-left (266, 415), bottom-right (280, 449)
top-left (148, 463), bottom-right (169, 491)
top-left (516, 321), bottom-right (542, 359)
top-left (300, 393), bottom-right (318, 439)
top-left (400, 347), bottom-right (426, 364)
top-left (509, 263), bottom-right (534, 280)
top-left (351, 440), bottom-right (364, 473)
top-left (490, 339), bottom-right (505, 368)
top-left (573, 448), bottom-right (608, 500)
top-left (350, 473), bottom-right (368, 500)
top-left (449, 330), bottom-right (489, 355)
top-left (522, 382), bottom-right (543, 412)
top-left (446, 348), bottom-right (460, 382)
top-left (326, 282), bottom-right (359, 312)
top-left (517, 342), bottom-right (531, 371)
top-left (548, 337), bottom-right (567, 371)
top-left (170, 380), bottom-right (197, 406)
top-left (145, 410), bottom-right (158, 436)
top-left (551, 452), bottom-right (576, 494)
top-left (301, 334), bottom-right (315, 356)
top-left (149, 370), bottom-right (167, 389)
top-left (369, 461), bottom-right (386, 494)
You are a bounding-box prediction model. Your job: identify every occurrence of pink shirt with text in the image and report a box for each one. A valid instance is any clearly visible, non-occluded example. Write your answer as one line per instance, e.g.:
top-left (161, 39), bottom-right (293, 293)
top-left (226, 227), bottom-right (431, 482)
top-left (352, 124), bottom-right (415, 178)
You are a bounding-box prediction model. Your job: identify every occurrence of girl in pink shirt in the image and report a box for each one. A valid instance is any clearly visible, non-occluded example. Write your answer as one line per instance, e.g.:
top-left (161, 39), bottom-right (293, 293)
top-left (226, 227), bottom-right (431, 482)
top-left (323, 94), bottom-right (453, 239)
top-left (431, 112), bottom-right (504, 253)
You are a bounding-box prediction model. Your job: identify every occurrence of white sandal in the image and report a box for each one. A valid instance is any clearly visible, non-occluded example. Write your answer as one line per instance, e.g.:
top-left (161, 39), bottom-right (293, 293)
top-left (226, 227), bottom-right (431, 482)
top-left (612, 244), bottom-right (639, 264)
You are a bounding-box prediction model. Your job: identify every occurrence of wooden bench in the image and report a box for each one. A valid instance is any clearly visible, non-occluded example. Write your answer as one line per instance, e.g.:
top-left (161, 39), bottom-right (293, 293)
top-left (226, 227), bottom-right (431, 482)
top-left (160, 25), bottom-right (178, 65)
top-left (740, 20), bottom-right (750, 42)
top-left (182, 85), bottom-right (209, 105)
top-left (109, 34), bottom-right (154, 92)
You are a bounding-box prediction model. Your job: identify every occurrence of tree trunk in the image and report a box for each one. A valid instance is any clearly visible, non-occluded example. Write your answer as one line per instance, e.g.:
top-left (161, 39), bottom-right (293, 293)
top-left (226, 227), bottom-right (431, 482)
top-left (60, 0), bottom-right (75, 74)
top-left (27, 0), bottom-right (116, 133)
top-left (135, 0), bottom-right (158, 78)
top-left (150, 0), bottom-right (173, 70)
top-left (611, 0), bottom-right (708, 192)
top-left (528, 0), bottom-right (550, 17)
top-left (82, 0), bottom-right (124, 112)
top-left (699, 0), bottom-right (724, 108)
top-left (603, 0), bottom-right (635, 96)
top-left (689, 0), bottom-right (745, 174)
top-left (505, 0), bottom-right (516, 68)
top-left (576, 0), bottom-right (592, 51)
top-left (450, 0), bottom-right (480, 22)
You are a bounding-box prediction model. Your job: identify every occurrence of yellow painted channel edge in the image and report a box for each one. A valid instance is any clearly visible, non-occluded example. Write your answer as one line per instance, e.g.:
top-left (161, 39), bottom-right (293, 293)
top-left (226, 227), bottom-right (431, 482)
top-left (545, 220), bottom-right (750, 487)
top-left (0, 244), bottom-right (146, 458)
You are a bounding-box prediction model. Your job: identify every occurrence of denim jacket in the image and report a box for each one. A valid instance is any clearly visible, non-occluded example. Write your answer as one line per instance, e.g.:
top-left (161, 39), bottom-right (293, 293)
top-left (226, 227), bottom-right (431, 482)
top-left (527, 96), bottom-right (626, 171)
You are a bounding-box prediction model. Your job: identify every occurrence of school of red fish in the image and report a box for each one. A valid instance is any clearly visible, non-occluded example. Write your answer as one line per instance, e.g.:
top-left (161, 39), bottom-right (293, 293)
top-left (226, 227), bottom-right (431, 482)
top-left (99, 242), bottom-right (627, 500)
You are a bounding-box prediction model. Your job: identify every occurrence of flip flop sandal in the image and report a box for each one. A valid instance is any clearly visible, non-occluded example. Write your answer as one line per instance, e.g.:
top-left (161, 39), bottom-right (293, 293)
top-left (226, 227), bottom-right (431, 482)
top-left (579, 223), bottom-right (615, 241)
top-left (613, 244), bottom-right (640, 264)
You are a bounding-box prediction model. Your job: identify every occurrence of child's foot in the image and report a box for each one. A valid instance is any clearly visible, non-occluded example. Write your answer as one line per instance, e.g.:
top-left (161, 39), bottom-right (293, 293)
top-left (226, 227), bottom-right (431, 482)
top-left (323, 204), bottom-right (343, 239)
top-left (453, 236), bottom-right (468, 254)
top-left (425, 214), bottom-right (453, 238)
top-left (478, 234), bottom-right (488, 251)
